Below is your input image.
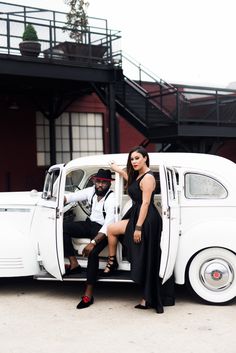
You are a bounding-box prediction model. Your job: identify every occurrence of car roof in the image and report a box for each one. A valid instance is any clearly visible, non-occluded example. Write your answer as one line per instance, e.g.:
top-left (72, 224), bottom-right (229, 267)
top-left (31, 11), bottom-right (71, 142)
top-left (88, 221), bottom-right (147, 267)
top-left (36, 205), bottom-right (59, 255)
top-left (65, 152), bottom-right (236, 175)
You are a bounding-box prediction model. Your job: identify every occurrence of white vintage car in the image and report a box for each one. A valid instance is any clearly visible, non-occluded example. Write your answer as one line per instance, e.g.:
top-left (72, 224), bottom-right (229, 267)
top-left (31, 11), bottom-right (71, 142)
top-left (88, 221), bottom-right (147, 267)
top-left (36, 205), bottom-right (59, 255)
top-left (1, 152), bottom-right (236, 305)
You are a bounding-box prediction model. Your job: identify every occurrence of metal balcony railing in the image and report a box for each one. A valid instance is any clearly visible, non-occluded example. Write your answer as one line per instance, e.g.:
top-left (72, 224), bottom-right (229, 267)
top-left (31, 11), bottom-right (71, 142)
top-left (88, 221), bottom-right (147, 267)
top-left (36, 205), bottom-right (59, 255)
top-left (0, 1), bottom-right (122, 65)
top-left (118, 52), bottom-right (236, 128)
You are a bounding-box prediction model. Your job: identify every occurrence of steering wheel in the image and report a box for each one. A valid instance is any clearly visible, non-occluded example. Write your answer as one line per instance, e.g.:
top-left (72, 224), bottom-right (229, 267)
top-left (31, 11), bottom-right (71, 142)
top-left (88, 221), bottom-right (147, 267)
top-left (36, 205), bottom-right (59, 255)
top-left (78, 199), bottom-right (91, 216)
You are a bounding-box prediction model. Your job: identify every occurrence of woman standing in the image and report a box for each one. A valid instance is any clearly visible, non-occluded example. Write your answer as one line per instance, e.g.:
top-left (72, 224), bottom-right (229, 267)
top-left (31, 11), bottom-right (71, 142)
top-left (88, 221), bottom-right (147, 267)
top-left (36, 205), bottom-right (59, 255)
top-left (103, 146), bottom-right (168, 313)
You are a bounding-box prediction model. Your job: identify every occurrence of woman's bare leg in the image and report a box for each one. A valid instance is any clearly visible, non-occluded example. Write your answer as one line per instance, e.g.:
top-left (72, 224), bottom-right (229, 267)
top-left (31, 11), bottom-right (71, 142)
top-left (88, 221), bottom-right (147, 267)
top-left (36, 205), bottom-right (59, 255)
top-left (107, 219), bottom-right (128, 255)
top-left (103, 219), bottom-right (128, 273)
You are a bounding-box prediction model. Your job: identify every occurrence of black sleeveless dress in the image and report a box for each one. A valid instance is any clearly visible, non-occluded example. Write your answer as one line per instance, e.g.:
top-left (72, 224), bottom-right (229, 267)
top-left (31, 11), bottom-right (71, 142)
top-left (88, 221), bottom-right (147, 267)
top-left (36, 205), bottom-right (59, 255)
top-left (123, 171), bottom-right (164, 313)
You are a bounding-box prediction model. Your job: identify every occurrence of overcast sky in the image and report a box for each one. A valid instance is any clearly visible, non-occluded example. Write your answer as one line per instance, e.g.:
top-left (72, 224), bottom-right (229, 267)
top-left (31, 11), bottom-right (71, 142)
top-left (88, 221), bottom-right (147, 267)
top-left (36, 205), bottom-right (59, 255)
top-left (3, 0), bottom-right (236, 88)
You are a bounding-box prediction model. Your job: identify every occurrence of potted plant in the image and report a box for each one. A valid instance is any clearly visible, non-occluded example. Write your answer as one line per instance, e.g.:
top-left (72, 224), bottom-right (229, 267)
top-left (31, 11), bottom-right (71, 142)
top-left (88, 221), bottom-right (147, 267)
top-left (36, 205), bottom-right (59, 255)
top-left (64, 0), bottom-right (89, 43)
top-left (58, 0), bottom-right (99, 61)
top-left (19, 24), bottom-right (41, 57)
top-left (59, 0), bottom-right (107, 61)
top-left (44, 1), bottom-right (89, 61)
top-left (58, 0), bottom-right (89, 60)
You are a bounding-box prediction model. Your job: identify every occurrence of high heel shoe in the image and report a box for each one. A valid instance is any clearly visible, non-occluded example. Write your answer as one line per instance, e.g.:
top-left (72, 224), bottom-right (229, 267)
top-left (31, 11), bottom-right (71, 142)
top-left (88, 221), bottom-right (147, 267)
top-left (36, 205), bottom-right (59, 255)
top-left (156, 305), bottom-right (164, 314)
top-left (134, 303), bottom-right (150, 310)
top-left (103, 255), bottom-right (118, 276)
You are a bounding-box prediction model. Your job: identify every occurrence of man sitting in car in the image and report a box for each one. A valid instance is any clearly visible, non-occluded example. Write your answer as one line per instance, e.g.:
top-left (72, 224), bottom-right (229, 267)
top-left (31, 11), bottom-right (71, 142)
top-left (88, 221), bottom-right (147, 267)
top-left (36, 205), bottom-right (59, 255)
top-left (63, 168), bottom-right (115, 309)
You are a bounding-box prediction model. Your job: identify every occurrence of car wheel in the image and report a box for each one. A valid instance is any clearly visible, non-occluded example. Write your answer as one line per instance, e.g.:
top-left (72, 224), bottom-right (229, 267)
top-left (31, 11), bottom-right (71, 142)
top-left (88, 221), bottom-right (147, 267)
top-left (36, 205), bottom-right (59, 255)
top-left (187, 247), bottom-right (236, 304)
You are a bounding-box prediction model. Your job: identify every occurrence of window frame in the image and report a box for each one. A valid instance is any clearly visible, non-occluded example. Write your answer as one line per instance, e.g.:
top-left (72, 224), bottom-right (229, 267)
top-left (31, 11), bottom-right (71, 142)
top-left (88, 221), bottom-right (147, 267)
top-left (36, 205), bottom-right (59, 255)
top-left (36, 111), bottom-right (104, 166)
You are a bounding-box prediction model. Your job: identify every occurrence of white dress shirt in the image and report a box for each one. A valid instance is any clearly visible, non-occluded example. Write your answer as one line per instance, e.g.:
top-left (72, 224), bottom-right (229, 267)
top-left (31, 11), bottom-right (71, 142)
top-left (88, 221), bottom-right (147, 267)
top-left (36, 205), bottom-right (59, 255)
top-left (65, 186), bottom-right (115, 235)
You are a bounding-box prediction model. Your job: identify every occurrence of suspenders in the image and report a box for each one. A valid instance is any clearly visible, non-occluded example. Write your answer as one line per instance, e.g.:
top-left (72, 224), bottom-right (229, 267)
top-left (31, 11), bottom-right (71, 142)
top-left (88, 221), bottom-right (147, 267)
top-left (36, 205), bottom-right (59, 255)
top-left (90, 190), bottom-right (113, 218)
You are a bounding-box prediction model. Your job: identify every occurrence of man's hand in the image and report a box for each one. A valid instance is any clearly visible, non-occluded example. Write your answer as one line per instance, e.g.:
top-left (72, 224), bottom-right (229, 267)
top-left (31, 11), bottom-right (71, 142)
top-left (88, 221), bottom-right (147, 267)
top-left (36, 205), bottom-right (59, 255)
top-left (82, 243), bottom-right (95, 257)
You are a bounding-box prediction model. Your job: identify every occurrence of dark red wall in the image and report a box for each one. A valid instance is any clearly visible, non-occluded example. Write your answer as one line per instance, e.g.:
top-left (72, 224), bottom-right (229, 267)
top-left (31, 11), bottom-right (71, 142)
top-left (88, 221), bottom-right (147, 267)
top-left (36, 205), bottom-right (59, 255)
top-left (118, 115), bottom-right (156, 152)
top-left (0, 103), bottom-right (45, 192)
top-left (216, 140), bottom-right (236, 163)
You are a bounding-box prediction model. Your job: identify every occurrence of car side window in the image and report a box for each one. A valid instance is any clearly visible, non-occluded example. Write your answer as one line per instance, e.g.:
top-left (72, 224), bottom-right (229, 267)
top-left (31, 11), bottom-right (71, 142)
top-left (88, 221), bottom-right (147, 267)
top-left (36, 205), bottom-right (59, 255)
top-left (185, 173), bottom-right (228, 199)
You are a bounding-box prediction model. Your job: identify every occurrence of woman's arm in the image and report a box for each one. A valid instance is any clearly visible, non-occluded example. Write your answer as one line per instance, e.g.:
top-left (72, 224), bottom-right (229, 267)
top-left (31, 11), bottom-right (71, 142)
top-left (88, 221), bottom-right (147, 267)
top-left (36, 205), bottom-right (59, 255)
top-left (109, 161), bottom-right (128, 181)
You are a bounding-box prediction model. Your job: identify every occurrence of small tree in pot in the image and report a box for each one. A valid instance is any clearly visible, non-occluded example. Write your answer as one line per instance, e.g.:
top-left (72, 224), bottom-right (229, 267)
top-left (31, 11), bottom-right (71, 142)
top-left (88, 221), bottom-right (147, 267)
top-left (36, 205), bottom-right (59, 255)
top-left (58, 1), bottom-right (106, 62)
top-left (64, 0), bottom-right (89, 43)
top-left (58, 0), bottom-right (92, 60)
top-left (19, 24), bottom-right (41, 57)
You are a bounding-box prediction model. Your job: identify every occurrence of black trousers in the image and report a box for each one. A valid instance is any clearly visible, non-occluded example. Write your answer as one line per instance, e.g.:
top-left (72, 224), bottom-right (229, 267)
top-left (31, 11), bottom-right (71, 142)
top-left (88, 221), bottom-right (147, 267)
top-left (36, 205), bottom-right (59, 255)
top-left (63, 218), bottom-right (108, 285)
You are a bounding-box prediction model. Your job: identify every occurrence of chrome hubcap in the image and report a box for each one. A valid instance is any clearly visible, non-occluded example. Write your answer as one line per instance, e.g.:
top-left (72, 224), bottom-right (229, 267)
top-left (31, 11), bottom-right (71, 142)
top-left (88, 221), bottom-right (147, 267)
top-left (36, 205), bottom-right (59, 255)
top-left (200, 259), bottom-right (234, 291)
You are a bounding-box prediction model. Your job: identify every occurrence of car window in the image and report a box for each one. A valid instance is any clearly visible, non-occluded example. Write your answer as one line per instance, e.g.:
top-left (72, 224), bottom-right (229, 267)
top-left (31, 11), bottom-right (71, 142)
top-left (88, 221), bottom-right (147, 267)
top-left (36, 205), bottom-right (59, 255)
top-left (185, 173), bottom-right (228, 199)
top-left (65, 169), bottom-right (84, 192)
top-left (42, 168), bottom-right (60, 199)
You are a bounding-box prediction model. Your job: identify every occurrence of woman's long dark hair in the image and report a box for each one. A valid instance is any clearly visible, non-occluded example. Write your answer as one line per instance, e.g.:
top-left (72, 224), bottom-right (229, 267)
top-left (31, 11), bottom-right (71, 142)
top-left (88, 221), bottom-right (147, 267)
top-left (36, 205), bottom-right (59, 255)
top-left (126, 146), bottom-right (150, 186)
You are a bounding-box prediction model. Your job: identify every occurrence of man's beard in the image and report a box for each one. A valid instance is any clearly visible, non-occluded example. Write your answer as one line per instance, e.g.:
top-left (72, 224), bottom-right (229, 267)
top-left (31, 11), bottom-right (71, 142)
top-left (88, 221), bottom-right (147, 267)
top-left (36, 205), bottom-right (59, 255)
top-left (95, 185), bottom-right (110, 197)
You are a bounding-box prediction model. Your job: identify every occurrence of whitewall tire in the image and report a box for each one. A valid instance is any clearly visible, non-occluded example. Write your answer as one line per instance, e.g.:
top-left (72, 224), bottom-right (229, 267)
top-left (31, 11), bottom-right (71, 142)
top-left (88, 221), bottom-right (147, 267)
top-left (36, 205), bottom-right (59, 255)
top-left (187, 247), bottom-right (236, 304)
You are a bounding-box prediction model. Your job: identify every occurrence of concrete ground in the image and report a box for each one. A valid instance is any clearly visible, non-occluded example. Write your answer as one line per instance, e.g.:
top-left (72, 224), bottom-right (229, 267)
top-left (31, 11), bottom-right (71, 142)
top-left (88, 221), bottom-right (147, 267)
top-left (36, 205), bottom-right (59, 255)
top-left (0, 277), bottom-right (235, 353)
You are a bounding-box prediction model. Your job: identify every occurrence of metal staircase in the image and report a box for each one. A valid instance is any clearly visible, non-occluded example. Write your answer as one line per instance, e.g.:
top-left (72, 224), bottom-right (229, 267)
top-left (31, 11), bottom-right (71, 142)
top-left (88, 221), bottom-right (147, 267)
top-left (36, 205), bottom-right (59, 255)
top-left (114, 75), bottom-right (176, 135)
top-left (96, 53), bottom-right (236, 152)
top-left (94, 51), bottom-right (236, 153)
top-left (94, 53), bottom-right (179, 139)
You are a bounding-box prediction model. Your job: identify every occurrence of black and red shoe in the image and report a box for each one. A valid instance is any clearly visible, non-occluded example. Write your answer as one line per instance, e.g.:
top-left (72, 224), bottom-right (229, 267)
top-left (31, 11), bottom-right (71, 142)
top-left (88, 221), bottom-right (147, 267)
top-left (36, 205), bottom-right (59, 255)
top-left (76, 295), bottom-right (94, 309)
top-left (64, 265), bottom-right (82, 276)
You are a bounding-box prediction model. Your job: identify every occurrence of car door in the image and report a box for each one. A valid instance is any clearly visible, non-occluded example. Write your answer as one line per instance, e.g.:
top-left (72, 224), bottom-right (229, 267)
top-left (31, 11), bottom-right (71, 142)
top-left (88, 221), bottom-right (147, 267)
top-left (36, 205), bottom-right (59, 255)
top-left (31, 164), bottom-right (65, 280)
top-left (113, 169), bottom-right (127, 264)
top-left (159, 165), bottom-right (180, 283)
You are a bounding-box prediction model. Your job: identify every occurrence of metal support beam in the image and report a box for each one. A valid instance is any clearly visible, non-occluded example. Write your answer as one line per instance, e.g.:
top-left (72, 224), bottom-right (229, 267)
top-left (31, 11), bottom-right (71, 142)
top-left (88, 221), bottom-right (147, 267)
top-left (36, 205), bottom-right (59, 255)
top-left (49, 115), bottom-right (56, 165)
top-left (108, 82), bottom-right (119, 152)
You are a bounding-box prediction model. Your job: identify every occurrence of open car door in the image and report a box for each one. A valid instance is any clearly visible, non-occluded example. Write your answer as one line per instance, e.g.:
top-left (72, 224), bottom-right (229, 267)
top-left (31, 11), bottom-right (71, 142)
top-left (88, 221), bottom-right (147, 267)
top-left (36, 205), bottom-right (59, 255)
top-left (159, 165), bottom-right (180, 284)
top-left (31, 164), bottom-right (66, 280)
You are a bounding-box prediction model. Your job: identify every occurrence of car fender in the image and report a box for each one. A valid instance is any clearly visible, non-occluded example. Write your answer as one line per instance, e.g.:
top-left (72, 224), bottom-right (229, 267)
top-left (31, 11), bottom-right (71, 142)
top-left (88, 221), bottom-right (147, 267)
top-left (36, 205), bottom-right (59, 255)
top-left (174, 218), bottom-right (236, 284)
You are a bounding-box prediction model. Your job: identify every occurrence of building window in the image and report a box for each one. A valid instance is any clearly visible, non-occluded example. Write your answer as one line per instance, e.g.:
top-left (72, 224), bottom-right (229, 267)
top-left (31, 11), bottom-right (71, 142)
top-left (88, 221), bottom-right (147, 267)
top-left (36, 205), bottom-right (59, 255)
top-left (36, 112), bottom-right (104, 166)
top-left (36, 112), bottom-right (50, 166)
